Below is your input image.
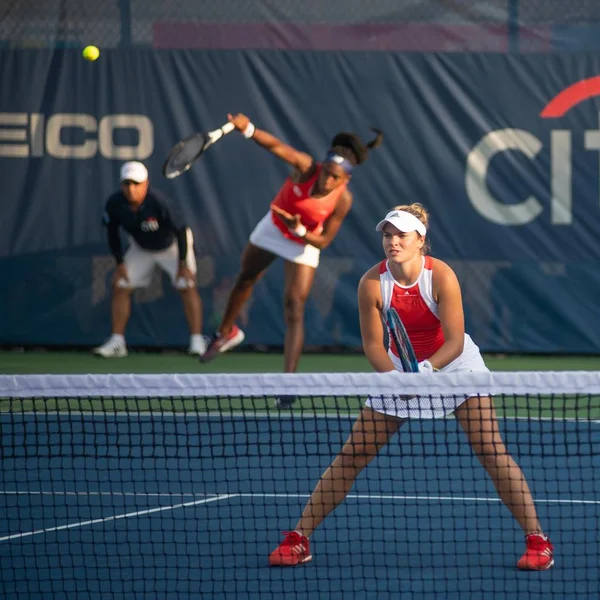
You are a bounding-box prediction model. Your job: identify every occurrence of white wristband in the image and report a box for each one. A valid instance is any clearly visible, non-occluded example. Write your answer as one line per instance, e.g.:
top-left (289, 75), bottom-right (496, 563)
top-left (291, 224), bottom-right (307, 238)
top-left (418, 360), bottom-right (438, 373)
top-left (242, 122), bottom-right (256, 139)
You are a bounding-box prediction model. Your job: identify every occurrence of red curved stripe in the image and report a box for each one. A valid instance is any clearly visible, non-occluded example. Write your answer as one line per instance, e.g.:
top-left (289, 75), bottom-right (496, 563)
top-left (540, 76), bottom-right (600, 118)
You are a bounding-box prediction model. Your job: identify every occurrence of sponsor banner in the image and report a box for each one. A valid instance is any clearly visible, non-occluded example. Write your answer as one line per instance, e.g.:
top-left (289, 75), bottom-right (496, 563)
top-left (2, 49), bottom-right (600, 352)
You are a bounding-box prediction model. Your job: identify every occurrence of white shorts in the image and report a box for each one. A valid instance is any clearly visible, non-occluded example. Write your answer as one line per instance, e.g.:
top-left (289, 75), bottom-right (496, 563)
top-left (118, 229), bottom-right (197, 290)
top-left (365, 334), bottom-right (490, 419)
top-left (249, 212), bottom-right (320, 268)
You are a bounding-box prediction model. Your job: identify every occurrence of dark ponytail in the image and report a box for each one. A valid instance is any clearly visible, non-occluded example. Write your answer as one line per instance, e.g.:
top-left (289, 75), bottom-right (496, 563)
top-left (366, 128), bottom-right (384, 150)
top-left (330, 127), bottom-right (383, 166)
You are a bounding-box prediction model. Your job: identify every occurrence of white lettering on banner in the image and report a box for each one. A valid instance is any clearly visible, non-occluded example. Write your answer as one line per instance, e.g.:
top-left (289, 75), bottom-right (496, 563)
top-left (465, 112), bottom-right (600, 226)
top-left (0, 113), bottom-right (154, 159)
top-left (46, 114), bottom-right (97, 159)
top-left (0, 113), bottom-right (28, 156)
top-left (466, 129), bottom-right (543, 226)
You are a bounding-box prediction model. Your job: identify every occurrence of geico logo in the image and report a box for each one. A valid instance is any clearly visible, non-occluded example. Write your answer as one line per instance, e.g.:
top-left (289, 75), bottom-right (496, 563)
top-left (0, 113), bottom-right (154, 159)
top-left (141, 219), bottom-right (159, 232)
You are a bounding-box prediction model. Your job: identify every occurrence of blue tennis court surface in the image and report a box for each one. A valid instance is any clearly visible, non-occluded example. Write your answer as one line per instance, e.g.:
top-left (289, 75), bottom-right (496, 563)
top-left (1, 412), bottom-right (599, 599)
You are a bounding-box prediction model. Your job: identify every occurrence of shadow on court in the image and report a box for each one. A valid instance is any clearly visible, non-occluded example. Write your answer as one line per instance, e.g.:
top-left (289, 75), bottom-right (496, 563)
top-left (1, 413), bottom-right (598, 599)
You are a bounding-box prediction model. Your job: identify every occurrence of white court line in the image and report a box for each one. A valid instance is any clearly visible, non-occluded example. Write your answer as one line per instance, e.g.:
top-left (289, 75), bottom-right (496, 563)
top-left (2, 489), bottom-right (598, 505)
top-left (236, 492), bottom-right (600, 505)
top-left (0, 490), bottom-right (218, 498)
top-left (2, 490), bottom-right (596, 543)
top-left (0, 493), bottom-right (235, 543)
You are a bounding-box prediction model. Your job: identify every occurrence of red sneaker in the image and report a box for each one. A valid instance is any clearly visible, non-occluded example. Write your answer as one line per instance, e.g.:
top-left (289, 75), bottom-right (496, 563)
top-left (517, 533), bottom-right (554, 570)
top-left (199, 325), bottom-right (245, 363)
top-left (269, 531), bottom-right (312, 567)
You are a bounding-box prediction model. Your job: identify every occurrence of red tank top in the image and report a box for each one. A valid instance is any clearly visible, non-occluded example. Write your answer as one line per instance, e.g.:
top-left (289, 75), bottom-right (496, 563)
top-left (380, 257), bottom-right (445, 362)
top-left (271, 164), bottom-right (346, 244)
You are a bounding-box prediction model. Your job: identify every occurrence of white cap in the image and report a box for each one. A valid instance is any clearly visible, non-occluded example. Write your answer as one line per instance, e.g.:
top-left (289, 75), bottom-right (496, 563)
top-left (375, 210), bottom-right (426, 236)
top-left (120, 161), bottom-right (148, 183)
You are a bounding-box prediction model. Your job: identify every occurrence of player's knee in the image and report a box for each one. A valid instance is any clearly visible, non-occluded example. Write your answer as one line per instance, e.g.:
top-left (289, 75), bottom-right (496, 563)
top-left (174, 277), bottom-right (196, 292)
top-left (472, 440), bottom-right (509, 467)
top-left (235, 270), bottom-right (260, 290)
top-left (112, 281), bottom-right (134, 295)
top-left (283, 296), bottom-right (307, 324)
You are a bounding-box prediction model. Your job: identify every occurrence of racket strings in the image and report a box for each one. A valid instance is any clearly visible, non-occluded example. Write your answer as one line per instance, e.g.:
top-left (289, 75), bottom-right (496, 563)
top-left (163, 134), bottom-right (206, 178)
top-left (387, 308), bottom-right (419, 373)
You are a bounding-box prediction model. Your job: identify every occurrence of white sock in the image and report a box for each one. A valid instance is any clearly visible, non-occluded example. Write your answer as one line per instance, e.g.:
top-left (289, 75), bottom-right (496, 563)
top-left (190, 334), bottom-right (205, 347)
top-left (110, 333), bottom-right (126, 345)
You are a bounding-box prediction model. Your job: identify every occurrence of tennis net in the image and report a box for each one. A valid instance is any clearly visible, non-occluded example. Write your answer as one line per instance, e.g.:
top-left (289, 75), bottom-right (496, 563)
top-left (1, 371), bottom-right (599, 599)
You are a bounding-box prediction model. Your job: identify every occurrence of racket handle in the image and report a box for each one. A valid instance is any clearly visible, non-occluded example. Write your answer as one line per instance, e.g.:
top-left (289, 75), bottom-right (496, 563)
top-left (221, 122), bottom-right (236, 134)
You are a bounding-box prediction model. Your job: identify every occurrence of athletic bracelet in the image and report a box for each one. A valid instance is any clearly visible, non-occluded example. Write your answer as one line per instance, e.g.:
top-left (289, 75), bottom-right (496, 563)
top-left (242, 122), bottom-right (256, 139)
top-left (291, 224), bottom-right (307, 238)
top-left (418, 360), bottom-right (439, 373)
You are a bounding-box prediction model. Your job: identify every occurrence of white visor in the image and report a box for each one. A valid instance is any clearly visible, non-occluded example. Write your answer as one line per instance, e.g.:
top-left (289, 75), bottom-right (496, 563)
top-left (375, 210), bottom-right (426, 236)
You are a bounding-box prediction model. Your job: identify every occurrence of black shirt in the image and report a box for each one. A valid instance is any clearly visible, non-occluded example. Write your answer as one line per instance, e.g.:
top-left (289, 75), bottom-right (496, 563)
top-left (103, 188), bottom-right (188, 263)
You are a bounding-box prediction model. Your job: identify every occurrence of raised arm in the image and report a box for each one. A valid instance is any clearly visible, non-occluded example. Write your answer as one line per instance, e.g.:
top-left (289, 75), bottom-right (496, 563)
top-left (358, 267), bottom-right (396, 373)
top-left (228, 113), bottom-right (314, 174)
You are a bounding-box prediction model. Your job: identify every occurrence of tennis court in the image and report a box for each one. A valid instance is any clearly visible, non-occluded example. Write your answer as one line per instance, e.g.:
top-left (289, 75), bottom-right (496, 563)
top-left (1, 363), bottom-right (599, 599)
top-left (3, 349), bottom-right (600, 374)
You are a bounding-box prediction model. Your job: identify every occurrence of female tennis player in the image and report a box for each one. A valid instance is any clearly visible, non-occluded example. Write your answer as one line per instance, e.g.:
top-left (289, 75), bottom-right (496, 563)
top-left (269, 204), bottom-right (554, 570)
top-left (201, 113), bottom-right (382, 404)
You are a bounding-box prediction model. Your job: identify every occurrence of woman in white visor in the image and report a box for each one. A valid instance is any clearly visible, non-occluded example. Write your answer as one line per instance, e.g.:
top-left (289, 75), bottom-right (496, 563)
top-left (269, 203), bottom-right (554, 572)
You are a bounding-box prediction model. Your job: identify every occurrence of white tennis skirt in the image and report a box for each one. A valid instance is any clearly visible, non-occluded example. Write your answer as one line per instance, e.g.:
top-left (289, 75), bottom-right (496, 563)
top-left (365, 334), bottom-right (490, 419)
top-left (249, 212), bottom-right (320, 268)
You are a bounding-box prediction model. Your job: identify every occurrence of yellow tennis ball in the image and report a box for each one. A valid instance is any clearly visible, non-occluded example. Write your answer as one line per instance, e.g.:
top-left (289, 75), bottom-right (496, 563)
top-left (82, 46), bottom-right (100, 62)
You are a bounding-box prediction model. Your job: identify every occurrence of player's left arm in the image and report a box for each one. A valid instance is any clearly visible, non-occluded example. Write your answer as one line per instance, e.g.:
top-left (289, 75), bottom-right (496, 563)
top-left (426, 259), bottom-right (465, 369)
top-left (302, 190), bottom-right (353, 250)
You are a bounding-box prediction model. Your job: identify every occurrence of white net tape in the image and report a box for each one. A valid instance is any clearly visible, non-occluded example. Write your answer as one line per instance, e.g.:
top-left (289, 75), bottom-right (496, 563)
top-left (2, 371), bottom-right (600, 398)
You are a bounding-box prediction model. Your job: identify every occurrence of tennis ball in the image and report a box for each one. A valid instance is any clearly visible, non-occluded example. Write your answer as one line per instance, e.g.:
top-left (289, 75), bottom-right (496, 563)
top-left (82, 45), bottom-right (100, 62)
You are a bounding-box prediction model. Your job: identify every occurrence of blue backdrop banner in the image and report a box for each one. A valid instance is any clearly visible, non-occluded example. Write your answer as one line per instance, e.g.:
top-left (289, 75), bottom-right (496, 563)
top-left (2, 49), bottom-right (600, 353)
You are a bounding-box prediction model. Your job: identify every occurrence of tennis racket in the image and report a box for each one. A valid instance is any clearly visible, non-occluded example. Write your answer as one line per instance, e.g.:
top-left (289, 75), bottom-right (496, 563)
top-left (162, 122), bottom-right (236, 179)
top-left (386, 307), bottom-right (419, 373)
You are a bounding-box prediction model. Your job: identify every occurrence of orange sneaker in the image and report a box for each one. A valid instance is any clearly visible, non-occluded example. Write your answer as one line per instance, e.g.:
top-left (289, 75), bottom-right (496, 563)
top-left (517, 533), bottom-right (554, 570)
top-left (199, 325), bottom-right (245, 363)
top-left (268, 531), bottom-right (312, 567)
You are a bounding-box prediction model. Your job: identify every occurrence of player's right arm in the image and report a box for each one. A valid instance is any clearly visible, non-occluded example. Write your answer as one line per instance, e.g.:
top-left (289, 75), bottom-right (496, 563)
top-left (227, 112), bottom-right (314, 174)
top-left (358, 266), bottom-right (396, 373)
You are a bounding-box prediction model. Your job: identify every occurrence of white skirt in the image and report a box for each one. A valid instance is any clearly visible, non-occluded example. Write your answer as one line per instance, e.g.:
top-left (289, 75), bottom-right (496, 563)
top-left (249, 212), bottom-right (320, 268)
top-left (365, 334), bottom-right (490, 419)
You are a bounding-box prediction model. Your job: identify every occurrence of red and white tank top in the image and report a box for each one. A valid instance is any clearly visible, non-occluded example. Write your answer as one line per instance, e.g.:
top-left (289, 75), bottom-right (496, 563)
top-left (271, 163), bottom-right (346, 245)
top-left (379, 256), bottom-right (445, 362)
